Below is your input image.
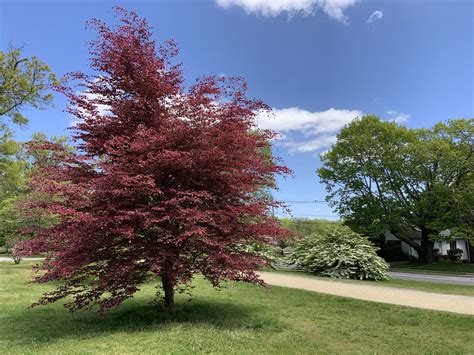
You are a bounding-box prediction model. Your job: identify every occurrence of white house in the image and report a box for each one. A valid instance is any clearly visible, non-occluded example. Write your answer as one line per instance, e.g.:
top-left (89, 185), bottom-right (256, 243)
top-left (385, 231), bottom-right (472, 262)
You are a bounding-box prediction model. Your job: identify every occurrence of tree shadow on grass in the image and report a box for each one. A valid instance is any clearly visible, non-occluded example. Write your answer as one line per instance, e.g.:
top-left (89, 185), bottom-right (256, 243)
top-left (6, 298), bottom-right (286, 348)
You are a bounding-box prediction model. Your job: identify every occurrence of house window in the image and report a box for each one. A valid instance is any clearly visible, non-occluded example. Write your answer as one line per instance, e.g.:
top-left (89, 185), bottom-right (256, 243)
top-left (450, 241), bottom-right (457, 249)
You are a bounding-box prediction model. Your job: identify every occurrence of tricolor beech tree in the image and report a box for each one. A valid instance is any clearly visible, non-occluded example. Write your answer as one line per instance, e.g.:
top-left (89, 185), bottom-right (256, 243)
top-left (20, 8), bottom-right (290, 313)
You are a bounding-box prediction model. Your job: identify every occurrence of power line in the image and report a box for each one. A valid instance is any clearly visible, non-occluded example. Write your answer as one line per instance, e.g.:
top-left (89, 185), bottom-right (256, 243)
top-left (289, 213), bottom-right (338, 217)
top-left (280, 200), bottom-right (327, 204)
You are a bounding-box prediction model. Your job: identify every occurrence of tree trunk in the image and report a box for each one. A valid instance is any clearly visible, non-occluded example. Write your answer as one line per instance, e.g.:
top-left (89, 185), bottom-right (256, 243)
top-left (419, 227), bottom-right (434, 262)
top-left (391, 230), bottom-right (429, 262)
top-left (161, 274), bottom-right (175, 310)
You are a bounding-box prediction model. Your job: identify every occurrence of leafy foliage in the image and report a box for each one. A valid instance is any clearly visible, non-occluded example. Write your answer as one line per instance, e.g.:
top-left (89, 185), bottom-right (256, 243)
top-left (318, 116), bottom-right (474, 261)
top-left (0, 125), bottom-right (26, 251)
top-left (288, 226), bottom-right (390, 280)
top-left (279, 218), bottom-right (339, 238)
top-left (0, 125), bottom-right (25, 199)
top-left (276, 218), bottom-right (339, 251)
top-left (0, 46), bottom-right (58, 257)
top-left (20, 8), bottom-right (290, 313)
top-left (0, 130), bottom-right (68, 259)
top-left (0, 48), bottom-right (58, 125)
top-left (233, 241), bottom-right (280, 265)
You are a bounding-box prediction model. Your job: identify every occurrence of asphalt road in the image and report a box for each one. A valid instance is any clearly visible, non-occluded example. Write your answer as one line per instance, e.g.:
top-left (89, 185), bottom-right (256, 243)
top-left (388, 271), bottom-right (474, 286)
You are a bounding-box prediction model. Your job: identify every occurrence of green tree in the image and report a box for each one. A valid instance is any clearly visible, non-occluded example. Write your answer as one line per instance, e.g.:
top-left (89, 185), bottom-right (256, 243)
top-left (0, 47), bottom-right (58, 125)
top-left (0, 124), bottom-right (26, 252)
top-left (279, 218), bottom-right (339, 238)
top-left (0, 47), bottom-right (58, 258)
top-left (0, 125), bottom-right (25, 197)
top-left (318, 116), bottom-right (473, 261)
top-left (0, 130), bottom-right (69, 258)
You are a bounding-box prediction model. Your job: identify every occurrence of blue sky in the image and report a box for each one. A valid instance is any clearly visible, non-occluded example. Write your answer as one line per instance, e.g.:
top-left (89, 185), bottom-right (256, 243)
top-left (1, 0), bottom-right (473, 219)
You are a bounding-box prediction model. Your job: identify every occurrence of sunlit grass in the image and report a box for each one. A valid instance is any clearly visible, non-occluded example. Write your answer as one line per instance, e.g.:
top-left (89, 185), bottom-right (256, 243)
top-left (1, 262), bottom-right (473, 354)
top-left (390, 260), bottom-right (474, 275)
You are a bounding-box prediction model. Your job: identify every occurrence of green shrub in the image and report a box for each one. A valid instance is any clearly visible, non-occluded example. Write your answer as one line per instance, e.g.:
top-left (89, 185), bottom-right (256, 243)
top-left (287, 226), bottom-right (390, 280)
top-left (447, 248), bottom-right (463, 263)
top-left (233, 242), bottom-right (280, 266)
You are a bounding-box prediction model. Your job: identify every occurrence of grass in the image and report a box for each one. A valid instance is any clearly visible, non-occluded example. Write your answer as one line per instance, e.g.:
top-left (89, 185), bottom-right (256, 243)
top-left (1, 262), bottom-right (473, 354)
top-left (272, 269), bottom-right (474, 296)
top-left (0, 251), bottom-right (46, 259)
top-left (390, 261), bottom-right (474, 275)
top-left (382, 278), bottom-right (474, 296)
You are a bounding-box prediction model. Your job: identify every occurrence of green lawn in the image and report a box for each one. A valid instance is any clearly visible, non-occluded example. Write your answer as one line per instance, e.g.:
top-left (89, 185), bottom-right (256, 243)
top-left (1, 262), bottom-right (473, 354)
top-left (271, 269), bottom-right (474, 296)
top-left (390, 261), bottom-right (474, 275)
top-left (379, 278), bottom-right (474, 296)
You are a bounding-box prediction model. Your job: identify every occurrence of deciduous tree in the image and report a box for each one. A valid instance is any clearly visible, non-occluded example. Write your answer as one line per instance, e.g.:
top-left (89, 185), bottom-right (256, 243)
top-left (21, 8), bottom-right (290, 313)
top-left (318, 116), bottom-right (473, 261)
top-left (0, 131), bottom-right (68, 261)
top-left (0, 48), bottom-right (58, 125)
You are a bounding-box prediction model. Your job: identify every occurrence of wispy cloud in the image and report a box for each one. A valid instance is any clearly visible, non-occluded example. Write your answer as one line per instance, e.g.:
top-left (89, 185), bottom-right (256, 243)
top-left (386, 110), bottom-right (410, 123)
top-left (283, 135), bottom-right (338, 153)
top-left (256, 107), bottom-right (363, 154)
top-left (215, 0), bottom-right (359, 24)
top-left (366, 10), bottom-right (383, 24)
top-left (256, 107), bottom-right (363, 134)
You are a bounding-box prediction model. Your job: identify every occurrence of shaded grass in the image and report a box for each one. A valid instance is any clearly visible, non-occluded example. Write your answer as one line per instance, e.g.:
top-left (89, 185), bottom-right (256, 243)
top-left (272, 269), bottom-right (474, 296)
top-left (390, 261), bottom-right (474, 275)
top-left (1, 262), bottom-right (473, 354)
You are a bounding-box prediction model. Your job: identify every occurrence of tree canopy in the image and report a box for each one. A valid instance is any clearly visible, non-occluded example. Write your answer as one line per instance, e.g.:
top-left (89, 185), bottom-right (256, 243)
top-left (0, 124), bottom-right (25, 250)
top-left (318, 115), bottom-right (473, 261)
top-left (20, 8), bottom-right (290, 313)
top-left (0, 46), bottom-right (57, 254)
top-left (278, 218), bottom-right (339, 240)
top-left (0, 131), bottom-right (68, 255)
top-left (0, 48), bottom-right (58, 125)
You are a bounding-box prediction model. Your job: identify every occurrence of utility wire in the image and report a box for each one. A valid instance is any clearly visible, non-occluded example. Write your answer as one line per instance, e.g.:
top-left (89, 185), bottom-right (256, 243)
top-left (289, 213), bottom-right (338, 218)
top-left (280, 200), bottom-right (327, 203)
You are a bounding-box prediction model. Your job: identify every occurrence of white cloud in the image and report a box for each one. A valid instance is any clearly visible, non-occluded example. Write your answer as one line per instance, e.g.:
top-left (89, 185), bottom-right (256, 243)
top-left (87, 93), bottom-right (112, 117)
top-left (70, 77), bottom-right (114, 127)
top-left (215, 0), bottom-right (359, 23)
top-left (283, 135), bottom-right (337, 153)
top-left (366, 10), bottom-right (383, 24)
top-left (386, 110), bottom-right (410, 123)
top-left (257, 107), bottom-right (363, 134)
top-left (69, 91), bottom-right (112, 127)
top-left (257, 107), bottom-right (363, 153)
